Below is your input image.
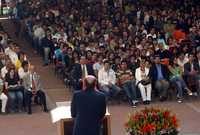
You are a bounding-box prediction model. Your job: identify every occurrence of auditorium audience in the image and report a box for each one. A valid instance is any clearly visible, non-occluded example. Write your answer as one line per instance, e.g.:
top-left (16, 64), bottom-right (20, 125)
top-left (17, 0), bottom-right (199, 104)
top-left (0, 0), bottom-right (199, 113)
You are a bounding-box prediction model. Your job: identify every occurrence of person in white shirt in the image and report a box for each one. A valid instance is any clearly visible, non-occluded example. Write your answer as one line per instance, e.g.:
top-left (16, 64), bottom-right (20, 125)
top-left (4, 45), bottom-right (18, 65)
top-left (98, 60), bottom-right (120, 100)
top-left (135, 60), bottom-right (152, 104)
top-left (33, 24), bottom-right (46, 54)
top-left (1, 58), bottom-right (12, 79)
top-left (93, 55), bottom-right (103, 77)
top-left (177, 53), bottom-right (188, 72)
top-left (0, 77), bottom-right (8, 114)
top-left (18, 61), bottom-right (29, 79)
top-left (147, 28), bottom-right (157, 39)
top-left (196, 51), bottom-right (200, 94)
top-left (33, 25), bottom-right (45, 40)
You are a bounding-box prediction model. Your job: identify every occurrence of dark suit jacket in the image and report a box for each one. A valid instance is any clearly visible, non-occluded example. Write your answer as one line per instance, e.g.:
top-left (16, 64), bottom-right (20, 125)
top-left (155, 50), bottom-right (172, 60)
top-left (184, 62), bottom-right (200, 75)
top-left (71, 63), bottom-right (95, 81)
top-left (149, 64), bottom-right (169, 82)
top-left (71, 89), bottom-right (106, 135)
top-left (41, 37), bottom-right (54, 49)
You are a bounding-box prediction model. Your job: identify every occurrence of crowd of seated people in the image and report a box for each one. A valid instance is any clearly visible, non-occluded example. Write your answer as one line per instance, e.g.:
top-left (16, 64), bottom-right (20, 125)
top-left (12, 0), bottom-right (200, 107)
top-left (0, 23), bottom-right (48, 115)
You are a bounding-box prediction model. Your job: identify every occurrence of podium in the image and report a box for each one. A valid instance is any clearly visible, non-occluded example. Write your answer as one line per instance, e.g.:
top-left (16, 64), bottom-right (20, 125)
top-left (51, 101), bottom-right (111, 135)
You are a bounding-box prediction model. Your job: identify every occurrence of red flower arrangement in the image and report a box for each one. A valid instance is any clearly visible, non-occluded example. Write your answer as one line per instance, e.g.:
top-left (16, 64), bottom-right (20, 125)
top-left (125, 108), bottom-right (179, 135)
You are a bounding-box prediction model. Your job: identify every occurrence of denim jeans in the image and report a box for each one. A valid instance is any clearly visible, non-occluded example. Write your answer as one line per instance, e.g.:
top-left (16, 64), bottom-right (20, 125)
top-left (155, 79), bottom-right (169, 97)
top-left (100, 84), bottom-right (121, 99)
top-left (170, 76), bottom-right (187, 98)
top-left (122, 80), bottom-right (137, 101)
top-left (43, 47), bottom-right (50, 65)
top-left (8, 91), bottom-right (23, 111)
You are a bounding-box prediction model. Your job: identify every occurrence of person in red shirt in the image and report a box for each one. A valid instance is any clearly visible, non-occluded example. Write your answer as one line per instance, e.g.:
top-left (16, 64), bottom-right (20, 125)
top-left (173, 27), bottom-right (186, 43)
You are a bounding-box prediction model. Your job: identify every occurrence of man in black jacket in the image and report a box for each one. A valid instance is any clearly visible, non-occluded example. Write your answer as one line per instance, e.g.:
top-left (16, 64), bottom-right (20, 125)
top-left (71, 75), bottom-right (106, 135)
top-left (149, 55), bottom-right (170, 101)
top-left (71, 56), bottom-right (95, 90)
top-left (184, 53), bottom-right (200, 95)
top-left (41, 32), bottom-right (54, 66)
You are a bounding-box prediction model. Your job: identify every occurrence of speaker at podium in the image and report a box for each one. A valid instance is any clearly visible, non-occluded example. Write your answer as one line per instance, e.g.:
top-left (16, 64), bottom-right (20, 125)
top-left (51, 101), bottom-right (111, 135)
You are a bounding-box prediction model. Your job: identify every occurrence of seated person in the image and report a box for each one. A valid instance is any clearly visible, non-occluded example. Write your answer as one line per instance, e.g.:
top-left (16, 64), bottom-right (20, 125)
top-left (196, 51), bottom-right (200, 94)
top-left (18, 61), bottom-right (29, 79)
top-left (1, 58), bottom-right (12, 79)
top-left (0, 76), bottom-right (8, 114)
top-left (71, 55), bottom-right (95, 90)
top-left (98, 60), bottom-right (120, 100)
top-left (116, 60), bottom-right (138, 107)
top-left (149, 55), bottom-right (170, 101)
top-left (184, 53), bottom-right (200, 96)
top-left (5, 67), bottom-right (23, 113)
top-left (168, 58), bottom-right (192, 103)
top-left (135, 59), bottom-right (152, 105)
top-left (22, 65), bottom-right (48, 114)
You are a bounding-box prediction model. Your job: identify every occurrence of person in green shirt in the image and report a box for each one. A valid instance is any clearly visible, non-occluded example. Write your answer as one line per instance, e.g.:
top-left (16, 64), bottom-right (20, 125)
top-left (0, 77), bottom-right (8, 114)
top-left (168, 58), bottom-right (192, 103)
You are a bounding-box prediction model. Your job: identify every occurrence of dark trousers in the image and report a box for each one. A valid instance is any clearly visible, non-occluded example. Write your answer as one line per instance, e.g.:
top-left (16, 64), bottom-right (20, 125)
top-left (72, 79), bottom-right (82, 91)
top-left (25, 90), bottom-right (48, 113)
top-left (14, 19), bottom-right (21, 37)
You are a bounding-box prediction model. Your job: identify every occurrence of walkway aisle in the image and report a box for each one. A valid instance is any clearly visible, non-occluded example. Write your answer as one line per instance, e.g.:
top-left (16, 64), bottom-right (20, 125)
top-left (1, 20), bottom-right (71, 103)
top-left (0, 20), bottom-right (71, 135)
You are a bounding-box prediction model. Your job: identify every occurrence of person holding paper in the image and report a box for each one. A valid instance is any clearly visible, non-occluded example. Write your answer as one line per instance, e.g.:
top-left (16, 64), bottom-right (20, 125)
top-left (71, 75), bottom-right (106, 135)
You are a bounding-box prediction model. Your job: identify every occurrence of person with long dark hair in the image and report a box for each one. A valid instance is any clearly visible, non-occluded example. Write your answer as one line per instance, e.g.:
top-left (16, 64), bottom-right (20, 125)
top-left (5, 67), bottom-right (23, 112)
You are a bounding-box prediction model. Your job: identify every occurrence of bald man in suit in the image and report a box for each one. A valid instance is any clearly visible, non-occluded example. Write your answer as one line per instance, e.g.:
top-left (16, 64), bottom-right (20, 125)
top-left (71, 75), bottom-right (106, 135)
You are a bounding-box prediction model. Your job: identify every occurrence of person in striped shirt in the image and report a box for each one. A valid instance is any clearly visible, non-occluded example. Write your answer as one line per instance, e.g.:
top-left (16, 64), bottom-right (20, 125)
top-left (116, 60), bottom-right (138, 107)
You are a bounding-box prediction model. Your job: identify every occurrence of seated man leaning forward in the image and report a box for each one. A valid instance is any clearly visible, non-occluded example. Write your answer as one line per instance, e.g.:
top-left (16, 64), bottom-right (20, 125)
top-left (98, 60), bottom-right (121, 100)
top-left (22, 65), bottom-right (48, 114)
top-left (116, 60), bottom-right (138, 107)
